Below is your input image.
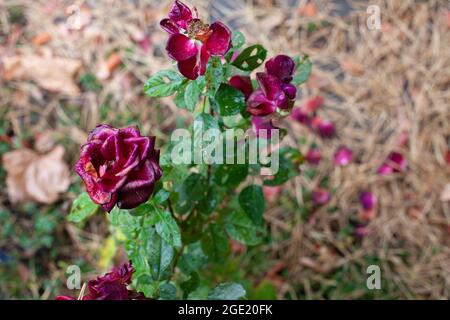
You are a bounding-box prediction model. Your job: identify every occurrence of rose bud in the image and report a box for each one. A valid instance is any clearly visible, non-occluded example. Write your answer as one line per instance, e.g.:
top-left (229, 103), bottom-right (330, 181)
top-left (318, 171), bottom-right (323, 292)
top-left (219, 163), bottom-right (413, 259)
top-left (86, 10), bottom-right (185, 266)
top-left (359, 191), bottom-right (376, 210)
top-left (311, 116), bottom-right (335, 138)
top-left (302, 95), bottom-right (324, 113)
top-left (312, 188), bottom-right (331, 205)
top-left (334, 146), bottom-right (353, 166)
top-left (306, 148), bottom-right (321, 165)
top-left (75, 124), bottom-right (162, 212)
top-left (377, 151), bottom-right (407, 175)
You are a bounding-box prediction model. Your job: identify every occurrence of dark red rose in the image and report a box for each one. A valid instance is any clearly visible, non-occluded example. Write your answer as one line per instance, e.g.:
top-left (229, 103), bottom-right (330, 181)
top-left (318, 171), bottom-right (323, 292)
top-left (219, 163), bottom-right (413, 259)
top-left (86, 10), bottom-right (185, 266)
top-left (160, 0), bottom-right (231, 80)
top-left (75, 124), bottom-right (162, 212)
top-left (56, 261), bottom-right (142, 300)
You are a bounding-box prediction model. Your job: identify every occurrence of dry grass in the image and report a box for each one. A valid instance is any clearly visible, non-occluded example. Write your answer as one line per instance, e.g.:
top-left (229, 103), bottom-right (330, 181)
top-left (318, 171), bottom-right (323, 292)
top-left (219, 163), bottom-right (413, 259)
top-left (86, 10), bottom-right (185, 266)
top-left (1, 0), bottom-right (449, 299)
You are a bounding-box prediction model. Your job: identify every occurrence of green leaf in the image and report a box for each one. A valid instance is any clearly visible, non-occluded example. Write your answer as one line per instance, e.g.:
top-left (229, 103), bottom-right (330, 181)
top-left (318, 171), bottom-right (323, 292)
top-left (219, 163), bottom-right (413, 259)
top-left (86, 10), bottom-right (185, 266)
top-left (208, 282), bottom-right (246, 300)
top-left (201, 223), bottom-right (230, 262)
top-left (154, 208), bottom-right (182, 247)
top-left (231, 44), bottom-right (267, 71)
top-left (174, 83), bottom-right (188, 109)
top-left (153, 188), bottom-right (170, 204)
top-left (176, 173), bottom-right (207, 214)
top-left (179, 242), bottom-right (208, 274)
top-left (239, 185), bottom-right (265, 225)
top-left (292, 55), bottom-right (312, 86)
top-left (184, 77), bottom-right (205, 111)
top-left (144, 70), bottom-right (185, 97)
top-left (213, 164), bottom-right (248, 188)
top-left (231, 31), bottom-right (245, 49)
top-left (180, 272), bottom-right (200, 299)
top-left (67, 192), bottom-right (98, 223)
top-left (225, 210), bottom-right (264, 246)
top-left (158, 282), bottom-right (177, 300)
top-left (214, 83), bottom-right (245, 116)
top-left (144, 227), bottom-right (174, 281)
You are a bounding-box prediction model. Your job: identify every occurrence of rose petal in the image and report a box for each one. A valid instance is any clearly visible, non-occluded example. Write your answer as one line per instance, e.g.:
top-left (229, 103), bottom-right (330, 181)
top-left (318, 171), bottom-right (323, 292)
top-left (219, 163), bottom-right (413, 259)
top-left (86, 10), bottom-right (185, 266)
top-left (247, 89), bottom-right (277, 116)
top-left (229, 75), bottom-right (253, 100)
top-left (168, 0), bottom-right (192, 30)
top-left (160, 18), bottom-right (180, 34)
top-left (334, 146), bottom-right (353, 166)
top-left (177, 55), bottom-right (199, 80)
top-left (88, 124), bottom-right (117, 141)
top-left (117, 160), bottom-right (157, 209)
top-left (256, 72), bottom-right (283, 101)
top-left (281, 83), bottom-right (297, 100)
top-left (199, 44), bottom-right (209, 75)
top-left (166, 33), bottom-right (198, 61)
top-left (205, 21), bottom-right (231, 56)
top-left (359, 191), bottom-right (377, 210)
top-left (265, 54), bottom-right (295, 83)
top-left (306, 148), bottom-right (321, 165)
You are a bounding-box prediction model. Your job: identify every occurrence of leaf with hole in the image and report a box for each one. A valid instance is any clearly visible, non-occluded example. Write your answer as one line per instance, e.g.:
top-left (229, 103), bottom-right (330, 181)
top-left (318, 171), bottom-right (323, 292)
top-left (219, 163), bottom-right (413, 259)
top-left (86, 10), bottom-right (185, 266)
top-left (231, 44), bottom-right (267, 71)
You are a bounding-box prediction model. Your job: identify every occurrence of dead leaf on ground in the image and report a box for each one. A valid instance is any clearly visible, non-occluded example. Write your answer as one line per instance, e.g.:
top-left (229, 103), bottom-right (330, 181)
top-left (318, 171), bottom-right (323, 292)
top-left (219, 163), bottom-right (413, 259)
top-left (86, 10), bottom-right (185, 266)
top-left (1, 54), bottom-right (82, 96)
top-left (32, 32), bottom-right (52, 46)
top-left (96, 53), bottom-right (122, 80)
top-left (2, 146), bottom-right (71, 204)
top-left (339, 58), bottom-right (364, 76)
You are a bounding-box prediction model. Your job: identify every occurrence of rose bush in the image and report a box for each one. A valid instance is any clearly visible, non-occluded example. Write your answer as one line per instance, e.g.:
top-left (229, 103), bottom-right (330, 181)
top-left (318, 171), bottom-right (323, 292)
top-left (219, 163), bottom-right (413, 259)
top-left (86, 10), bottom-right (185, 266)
top-left (63, 0), bottom-right (315, 300)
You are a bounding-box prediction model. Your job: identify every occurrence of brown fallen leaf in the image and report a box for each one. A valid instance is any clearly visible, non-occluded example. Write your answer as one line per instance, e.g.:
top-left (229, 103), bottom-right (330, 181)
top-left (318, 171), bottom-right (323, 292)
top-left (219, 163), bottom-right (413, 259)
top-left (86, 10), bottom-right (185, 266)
top-left (298, 3), bottom-right (318, 17)
top-left (96, 53), bottom-right (122, 80)
top-left (340, 58), bottom-right (364, 76)
top-left (32, 32), bottom-right (52, 46)
top-left (2, 146), bottom-right (70, 204)
top-left (1, 54), bottom-right (82, 96)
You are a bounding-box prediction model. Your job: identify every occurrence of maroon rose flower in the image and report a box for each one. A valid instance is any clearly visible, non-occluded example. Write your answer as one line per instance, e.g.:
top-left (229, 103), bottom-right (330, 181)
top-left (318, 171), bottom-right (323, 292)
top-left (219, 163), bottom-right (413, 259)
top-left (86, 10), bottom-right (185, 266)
top-left (229, 75), bottom-right (253, 100)
top-left (160, 0), bottom-right (231, 80)
top-left (56, 261), bottom-right (142, 300)
top-left (75, 124), bottom-right (162, 212)
top-left (247, 55), bottom-right (297, 116)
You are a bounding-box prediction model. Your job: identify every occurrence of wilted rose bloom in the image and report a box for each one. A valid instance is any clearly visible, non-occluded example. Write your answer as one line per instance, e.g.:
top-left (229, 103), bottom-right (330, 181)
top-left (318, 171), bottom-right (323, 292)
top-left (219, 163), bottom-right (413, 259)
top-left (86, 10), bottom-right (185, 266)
top-left (291, 107), bottom-right (311, 125)
top-left (302, 95), bottom-right (324, 113)
top-left (247, 55), bottom-right (297, 116)
top-left (75, 124), bottom-right (162, 212)
top-left (251, 116), bottom-right (278, 138)
top-left (355, 225), bottom-right (369, 238)
top-left (305, 148), bottom-right (321, 165)
top-left (229, 75), bottom-right (253, 100)
top-left (377, 152), bottom-right (407, 175)
top-left (160, 0), bottom-right (231, 80)
top-left (311, 116), bottom-right (335, 138)
top-left (312, 188), bottom-right (331, 205)
top-left (334, 146), bottom-right (353, 166)
top-left (359, 191), bottom-right (376, 210)
top-left (56, 261), bottom-right (140, 300)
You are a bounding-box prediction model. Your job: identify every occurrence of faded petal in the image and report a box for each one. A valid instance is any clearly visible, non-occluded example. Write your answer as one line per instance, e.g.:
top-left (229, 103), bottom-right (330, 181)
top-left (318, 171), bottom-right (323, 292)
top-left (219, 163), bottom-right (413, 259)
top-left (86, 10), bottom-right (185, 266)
top-left (205, 21), bottom-right (231, 56)
top-left (311, 117), bottom-right (335, 138)
top-left (377, 152), bottom-right (407, 175)
top-left (160, 18), bottom-right (180, 34)
top-left (291, 107), bottom-right (311, 125)
top-left (168, 0), bottom-right (192, 29)
top-left (265, 54), bottom-right (295, 83)
top-left (306, 148), bottom-right (321, 165)
top-left (334, 146), bottom-right (353, 166)
top-left (359, 191), bottom-right (377, 210)
top-left (312, 188), bottom-right (331, 205)
top-left (229, 75), bottom-right (253, 100)
top-left (166, 33), bottom-right (198, 61)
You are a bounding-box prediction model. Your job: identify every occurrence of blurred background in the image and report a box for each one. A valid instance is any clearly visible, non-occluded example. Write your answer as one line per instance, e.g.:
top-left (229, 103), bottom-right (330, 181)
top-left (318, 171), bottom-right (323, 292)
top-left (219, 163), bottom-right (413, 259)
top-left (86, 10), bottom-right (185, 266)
top-left (0, 0), bottom-right (449, 299)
